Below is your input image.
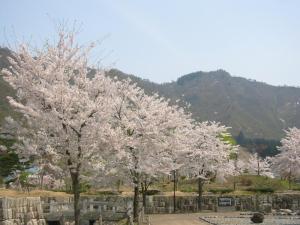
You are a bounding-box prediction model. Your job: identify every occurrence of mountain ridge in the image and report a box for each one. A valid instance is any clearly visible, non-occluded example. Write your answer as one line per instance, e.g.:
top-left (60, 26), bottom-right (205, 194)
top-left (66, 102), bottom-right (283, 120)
top-left (107, 69), bottom-right (300, 139)
top-left (1, 47), bottom-right (300, 139)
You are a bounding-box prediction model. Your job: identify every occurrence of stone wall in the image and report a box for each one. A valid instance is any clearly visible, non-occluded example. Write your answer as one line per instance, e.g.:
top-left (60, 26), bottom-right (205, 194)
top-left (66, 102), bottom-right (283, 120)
top-left (41, 196), bottom-right (131, 224)
top-left (39, 193), bottom-right (300, 216)
top-left (0, 197), bottom-right (46, 225)
top-left (145, 195), bottom-right (217, 213)
top-left (1, 193), bottom-right (300, 225)
top-left (145, 193), bottom-right (300, 213)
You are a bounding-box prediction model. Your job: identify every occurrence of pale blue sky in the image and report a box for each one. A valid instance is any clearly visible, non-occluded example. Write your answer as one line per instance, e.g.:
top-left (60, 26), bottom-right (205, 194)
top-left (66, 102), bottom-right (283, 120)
top-left (1, 0), bottom-right (300, 86)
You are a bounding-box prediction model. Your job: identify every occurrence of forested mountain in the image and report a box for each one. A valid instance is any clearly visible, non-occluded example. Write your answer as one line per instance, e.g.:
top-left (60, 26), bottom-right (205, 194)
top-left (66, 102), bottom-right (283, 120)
top-left (107, 69), bottom-right (300, 140)
top-left (1, 47), bottom-right (300, 140)
top-left (0, 48), bottom-right (17, 123)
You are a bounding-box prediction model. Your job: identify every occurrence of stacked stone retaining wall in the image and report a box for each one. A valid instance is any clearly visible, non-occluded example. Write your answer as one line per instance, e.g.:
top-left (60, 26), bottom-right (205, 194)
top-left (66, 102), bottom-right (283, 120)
top-left (1, 193), bottom-right (300, 224)
top-left (0, 197), bottom-right (46, 225)
top-left (145, 193), bottom-right (300, 213)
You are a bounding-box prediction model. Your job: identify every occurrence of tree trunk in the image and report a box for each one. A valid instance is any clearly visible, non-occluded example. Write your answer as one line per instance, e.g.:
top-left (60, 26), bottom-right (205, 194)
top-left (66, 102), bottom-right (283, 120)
top-left (142, 191), bottom-right (146, 209)
top-left (133, 183), bottom-right (139, 221)
top-left (198, 178), bottom-right (204, 211)
top-left (288, 174), bottom-right (292, 190)
top-left (257, 159), bottom-right (260, 176)
top-left (40, 172), bottom-right (45, 190)
top-left (141, 182), bottom-right (147, 209)
top-left (71, 172), bottom-right (80, 225)
top-left (173, 170), bottom-right (176, 213)
top-left (233, 176), bottom-right (236, 191)
top-left (288, 168), bottom-right (292, 190)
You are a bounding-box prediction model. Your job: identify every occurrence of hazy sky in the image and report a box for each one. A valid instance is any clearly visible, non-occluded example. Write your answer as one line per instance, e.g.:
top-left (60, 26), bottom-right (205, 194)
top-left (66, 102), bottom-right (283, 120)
top-left (1, 0), bottom-right (300, 86)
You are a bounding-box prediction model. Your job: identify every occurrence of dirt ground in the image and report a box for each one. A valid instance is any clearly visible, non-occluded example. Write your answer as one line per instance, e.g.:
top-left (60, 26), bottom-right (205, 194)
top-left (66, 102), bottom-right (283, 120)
top-left (0, 188), bottom-right (198, 198)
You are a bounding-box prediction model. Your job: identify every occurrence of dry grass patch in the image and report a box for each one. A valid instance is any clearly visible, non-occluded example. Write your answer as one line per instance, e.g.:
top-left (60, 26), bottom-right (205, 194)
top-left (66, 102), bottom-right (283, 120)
top-left (0, 188), bottom-right (71, 197)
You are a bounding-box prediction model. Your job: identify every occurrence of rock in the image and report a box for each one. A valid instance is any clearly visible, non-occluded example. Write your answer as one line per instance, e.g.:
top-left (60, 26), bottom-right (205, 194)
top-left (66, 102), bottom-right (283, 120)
top-left (280, 209), bottom-right (293, 215)
top-left (261, 203), bottom-right (272, 214)
top-left (64, 222), bottom-right (75, 225)
top-left (251, 212), bottom-right (264, 223)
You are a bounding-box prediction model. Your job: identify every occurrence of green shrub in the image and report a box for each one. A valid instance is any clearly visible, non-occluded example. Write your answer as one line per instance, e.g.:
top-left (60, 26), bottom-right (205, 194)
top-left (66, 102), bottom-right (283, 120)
top-left (208, 188), bottom-right (234, 194)
top-left (65, 181), bottom-right (91, 193)
top-left (180, 175), bottom-right (187, 180)
top-left (144, 189), bottom-right (160, 195)
top-left (245, 187), bottom-right (274, 193)
top-left (180, 186), bottom-right (197, 193)
top-left (80, 182), bottom-right (91, 193)
top-left (95, 190), bottom-right (119, 195)
top-left (238, 175), bottom-right (294, 191)
top-left (240, 176), bottom-right (253, 186)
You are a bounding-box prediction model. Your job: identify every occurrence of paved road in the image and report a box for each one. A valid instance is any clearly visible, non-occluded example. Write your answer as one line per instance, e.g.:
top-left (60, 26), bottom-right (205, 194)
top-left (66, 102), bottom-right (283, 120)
top-left (149, 213), bottom-right (209, 225)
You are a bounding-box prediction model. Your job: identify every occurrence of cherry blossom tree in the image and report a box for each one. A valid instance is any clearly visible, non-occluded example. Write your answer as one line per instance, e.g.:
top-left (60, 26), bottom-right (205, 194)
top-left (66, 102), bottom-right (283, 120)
top-left (1, 32), bottom-right (122, 225)
top-left (2, 116), bottom-right (67, 189)
top-left (182, 122), bottom-right (236, 211)
top-left (109, 79), bottom-right (193, 219)
top-left (246, 153), bottom-right (273, 178)
top-left (0, 117), bottom-right (34, 187)
top-left (161, 133), bottom-right (193, 213)
top-left (139, 173), bottom-right (158, 208)
top-left (271, 127), bottom-right (300, 189)
top-left (230, 150), bottom-right (246, 191)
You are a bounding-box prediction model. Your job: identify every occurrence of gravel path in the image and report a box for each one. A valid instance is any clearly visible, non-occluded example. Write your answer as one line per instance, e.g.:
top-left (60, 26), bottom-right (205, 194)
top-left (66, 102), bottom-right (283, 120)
top-left (149, 213), bottom-right (210, 225)
top-left (149, 212), bottom-right (300, 225)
